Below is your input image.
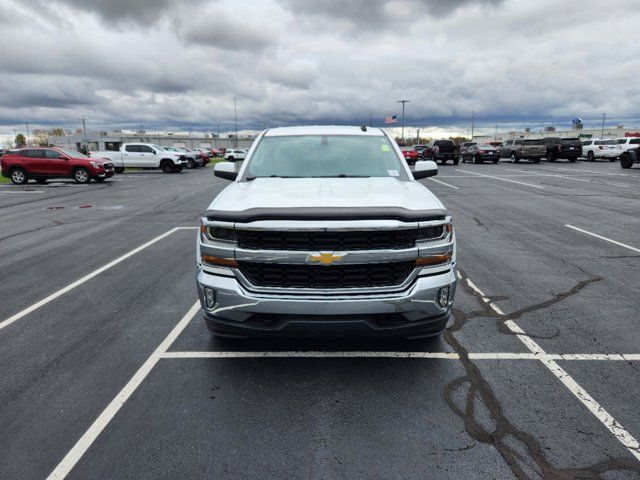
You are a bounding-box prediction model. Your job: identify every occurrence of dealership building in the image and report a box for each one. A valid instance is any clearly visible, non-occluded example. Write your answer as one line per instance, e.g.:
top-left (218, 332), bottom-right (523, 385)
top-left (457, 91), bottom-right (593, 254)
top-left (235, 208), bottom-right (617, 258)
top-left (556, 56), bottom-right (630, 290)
top-left (48, 130), bottom-right (255, 152)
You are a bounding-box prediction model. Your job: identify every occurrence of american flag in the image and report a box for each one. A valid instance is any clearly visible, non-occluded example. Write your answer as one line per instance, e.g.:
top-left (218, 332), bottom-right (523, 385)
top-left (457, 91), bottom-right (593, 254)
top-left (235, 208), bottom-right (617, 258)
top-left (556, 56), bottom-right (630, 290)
top-left (385, 114), bottom-right (397, 124)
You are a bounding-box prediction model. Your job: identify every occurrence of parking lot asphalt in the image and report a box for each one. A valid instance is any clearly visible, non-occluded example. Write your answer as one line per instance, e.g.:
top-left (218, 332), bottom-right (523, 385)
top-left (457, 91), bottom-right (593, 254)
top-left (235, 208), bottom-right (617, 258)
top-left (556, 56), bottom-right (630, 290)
top-left (0, 161), bottom-right (639, 479)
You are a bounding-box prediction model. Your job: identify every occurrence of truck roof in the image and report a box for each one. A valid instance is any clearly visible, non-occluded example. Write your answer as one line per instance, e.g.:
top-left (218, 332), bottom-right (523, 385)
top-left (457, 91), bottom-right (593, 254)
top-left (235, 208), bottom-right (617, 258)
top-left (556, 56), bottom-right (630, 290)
top-left (264, 126), bottom-right (386, 137)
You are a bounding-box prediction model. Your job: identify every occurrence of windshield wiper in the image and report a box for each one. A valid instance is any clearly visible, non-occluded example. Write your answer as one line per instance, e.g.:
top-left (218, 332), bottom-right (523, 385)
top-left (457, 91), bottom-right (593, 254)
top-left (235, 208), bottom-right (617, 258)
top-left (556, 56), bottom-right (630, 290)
top-left (245, 175), bottom-right (304, 180)
top-left (309, 175), bottom-right (371, 178)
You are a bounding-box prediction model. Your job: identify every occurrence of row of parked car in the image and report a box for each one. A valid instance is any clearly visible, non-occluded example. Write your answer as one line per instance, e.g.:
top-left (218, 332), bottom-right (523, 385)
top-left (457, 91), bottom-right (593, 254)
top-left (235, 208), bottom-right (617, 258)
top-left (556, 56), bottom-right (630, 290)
top-left (400, 137), bottom-right (640, 167)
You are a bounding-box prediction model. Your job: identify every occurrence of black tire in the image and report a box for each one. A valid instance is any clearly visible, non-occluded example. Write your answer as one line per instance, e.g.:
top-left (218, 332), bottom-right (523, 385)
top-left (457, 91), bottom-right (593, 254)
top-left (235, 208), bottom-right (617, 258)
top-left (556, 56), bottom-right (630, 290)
top-left (10, 168), bottom-right (28, 185)
top-left (620, 153), bottom-right (633, 169)
top-left (492, 158), bottom-right (499, 164)
top-left (227, 156), bottom-right (235, 162)
top-left (548, 153), bottom-right (556, 162)
top-left (532, 158), bottom-right (541, 164)
top-left (173, 166), bottom-right (183, 173)
top-left (568, 157), bottom-right (577, 163)
top-left (114, 167), bottom-right (125, 174)
top-left (441, 159), bottom-right (447, 165)
top-left (187, 158), bottom-right (196, 169)
top-left (73, 168), bottom-right (91, 184)
top-left (452, 157), bottom-right (460, 165)
top-left (35, 178), bottom-right (47, 184)
top-left (474, 155), bottom-right (482, 164)
top-left (587, 151), bottom-right (595, 162)
top-left (161, 160), bottom-right (174, 173)
top-left (510, 153), bottom-right (519, 163)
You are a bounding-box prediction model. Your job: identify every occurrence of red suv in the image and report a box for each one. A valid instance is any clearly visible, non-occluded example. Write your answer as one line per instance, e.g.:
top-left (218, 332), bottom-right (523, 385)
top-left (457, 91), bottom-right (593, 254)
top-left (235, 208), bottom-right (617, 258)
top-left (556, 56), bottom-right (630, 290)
top-left (1, 147), bottom-right (115, 184)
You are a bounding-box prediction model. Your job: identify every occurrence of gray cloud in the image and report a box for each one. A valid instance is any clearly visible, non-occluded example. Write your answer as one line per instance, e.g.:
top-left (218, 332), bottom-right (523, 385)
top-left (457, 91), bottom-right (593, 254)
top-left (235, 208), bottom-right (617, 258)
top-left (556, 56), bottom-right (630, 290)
top-left (0, 0), bottom-right (639, 139)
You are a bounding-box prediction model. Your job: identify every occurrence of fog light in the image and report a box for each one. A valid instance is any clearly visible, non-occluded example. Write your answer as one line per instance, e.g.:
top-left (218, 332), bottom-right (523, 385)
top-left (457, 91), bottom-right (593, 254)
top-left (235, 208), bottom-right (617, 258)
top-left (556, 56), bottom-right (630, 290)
top-left (437, 286), bottom-right (450, 309)
top-left (203, 287), bottom-right (217, 309)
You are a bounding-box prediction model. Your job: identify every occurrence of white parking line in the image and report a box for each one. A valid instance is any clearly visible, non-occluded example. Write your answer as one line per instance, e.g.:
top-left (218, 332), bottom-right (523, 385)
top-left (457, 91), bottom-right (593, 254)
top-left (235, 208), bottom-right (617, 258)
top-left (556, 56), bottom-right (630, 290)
top-left (0, 226), bottom-right (198, 332)
top-left (160, 351), bottom-right (640, 361)
top-left (428, 178), bottom-right (459, 189)
top-left (455, 169), bottom-right (544, 189)
top-left (463, 276), bottom-right (640, 462)
top-left (507, 168), bottom-right (633, 188)
top-left (566, 225), bottom-right (640, 254)
top-left (0, 190), bottom-right (45, 194)
top-left (45, 301), bottom-right (201, 480)
top-left (556, 167), bottom-right (629, 177)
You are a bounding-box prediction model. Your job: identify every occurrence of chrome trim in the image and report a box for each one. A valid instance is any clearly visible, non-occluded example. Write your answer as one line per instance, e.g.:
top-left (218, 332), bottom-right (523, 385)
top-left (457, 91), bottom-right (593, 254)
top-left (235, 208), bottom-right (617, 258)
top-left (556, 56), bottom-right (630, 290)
top-left (234, 246), bottom-right (420, 265)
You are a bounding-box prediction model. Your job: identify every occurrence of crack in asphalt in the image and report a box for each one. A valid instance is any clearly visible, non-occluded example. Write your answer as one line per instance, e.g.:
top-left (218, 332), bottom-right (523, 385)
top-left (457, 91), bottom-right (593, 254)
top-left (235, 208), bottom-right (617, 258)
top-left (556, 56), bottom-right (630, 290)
top-left (442, 269), bottom-right (640, 478)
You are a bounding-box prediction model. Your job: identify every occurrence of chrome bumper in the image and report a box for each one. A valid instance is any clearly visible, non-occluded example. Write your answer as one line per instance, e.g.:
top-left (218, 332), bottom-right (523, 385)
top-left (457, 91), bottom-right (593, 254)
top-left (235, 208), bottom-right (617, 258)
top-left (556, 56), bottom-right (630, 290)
top-left (196, 267), bottom-right (456, 323)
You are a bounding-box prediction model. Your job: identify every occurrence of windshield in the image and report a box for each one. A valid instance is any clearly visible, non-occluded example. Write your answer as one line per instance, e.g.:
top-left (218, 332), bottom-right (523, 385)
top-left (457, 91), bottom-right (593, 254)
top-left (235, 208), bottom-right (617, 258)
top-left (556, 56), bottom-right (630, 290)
top-left (595, 140), bottom-right (617, 145)
top-left (244, 135), bottom-right (408, 180)
top-left (150, 144), bottom-right (165, 151)
top-left (59, 148), bottom-right (88, 158)
top-left (561, 138), bottom-right (580, 144)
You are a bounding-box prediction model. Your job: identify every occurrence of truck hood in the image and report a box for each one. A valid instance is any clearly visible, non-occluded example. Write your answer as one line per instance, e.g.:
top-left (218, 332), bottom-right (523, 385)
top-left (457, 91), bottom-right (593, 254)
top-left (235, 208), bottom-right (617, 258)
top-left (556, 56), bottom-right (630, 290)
top-left (207, 177), bottom-right (445, 213)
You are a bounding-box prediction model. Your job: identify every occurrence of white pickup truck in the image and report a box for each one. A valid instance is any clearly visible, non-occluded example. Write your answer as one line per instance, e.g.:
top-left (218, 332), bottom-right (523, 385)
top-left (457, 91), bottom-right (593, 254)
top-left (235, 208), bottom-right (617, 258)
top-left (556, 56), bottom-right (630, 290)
top-left (89, 143), bottom-right (188, 173)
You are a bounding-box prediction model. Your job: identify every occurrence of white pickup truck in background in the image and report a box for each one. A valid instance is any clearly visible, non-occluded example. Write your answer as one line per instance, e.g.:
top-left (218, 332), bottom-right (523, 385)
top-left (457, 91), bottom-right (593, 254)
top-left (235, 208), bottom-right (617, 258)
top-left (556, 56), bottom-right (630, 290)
top-left (89, 143), bottom-right (188, 173)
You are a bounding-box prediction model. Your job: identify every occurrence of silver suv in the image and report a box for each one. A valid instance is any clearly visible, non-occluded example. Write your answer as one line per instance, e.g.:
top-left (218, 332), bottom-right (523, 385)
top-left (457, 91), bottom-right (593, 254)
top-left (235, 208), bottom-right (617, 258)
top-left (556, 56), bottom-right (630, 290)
top-left (196, 126), bottom-right (457, 339)
top-left (500, 138), bottom-right (546, 163)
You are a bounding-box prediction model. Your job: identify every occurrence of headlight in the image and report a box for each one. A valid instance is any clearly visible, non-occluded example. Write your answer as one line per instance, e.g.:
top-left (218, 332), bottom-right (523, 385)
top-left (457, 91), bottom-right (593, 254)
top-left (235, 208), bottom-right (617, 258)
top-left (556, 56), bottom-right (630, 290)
top-left (90, 161), bottom-right (102, 169)
top-left (200, 224), bottom-right (237, 243)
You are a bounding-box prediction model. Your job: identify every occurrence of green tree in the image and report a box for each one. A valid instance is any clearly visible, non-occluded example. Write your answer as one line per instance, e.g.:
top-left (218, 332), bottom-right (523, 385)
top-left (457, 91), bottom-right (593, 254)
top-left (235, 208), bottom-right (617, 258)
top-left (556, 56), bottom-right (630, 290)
top-left (50, 128), bottom-right (65, 137)
top-left (15, 133), bottom-right (26, 147)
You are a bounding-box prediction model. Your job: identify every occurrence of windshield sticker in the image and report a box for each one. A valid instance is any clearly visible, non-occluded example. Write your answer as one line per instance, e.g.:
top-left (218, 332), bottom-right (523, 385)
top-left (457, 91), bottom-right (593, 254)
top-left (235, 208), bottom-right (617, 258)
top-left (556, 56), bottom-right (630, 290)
top-left (381, 144), bottom-right (390, 152)
top-left (388, 170), bottom-right (399, 177)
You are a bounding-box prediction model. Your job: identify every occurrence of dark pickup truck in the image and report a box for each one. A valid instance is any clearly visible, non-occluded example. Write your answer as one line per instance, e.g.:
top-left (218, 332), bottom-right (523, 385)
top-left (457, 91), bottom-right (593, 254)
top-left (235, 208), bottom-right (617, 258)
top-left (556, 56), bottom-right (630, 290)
top-left (422, 139), bottom-right (459, 165)
top-left (620, 147), bottom-right (639, 169)
top-left (543, 137), bottom-right (581, 162)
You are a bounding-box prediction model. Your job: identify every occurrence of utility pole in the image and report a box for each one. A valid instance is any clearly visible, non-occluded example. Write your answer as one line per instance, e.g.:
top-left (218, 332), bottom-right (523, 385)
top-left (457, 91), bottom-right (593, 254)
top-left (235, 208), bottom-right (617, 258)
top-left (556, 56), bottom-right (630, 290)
top-left (234, 97), bottom-right (238, 148)
top-left (470, 111), bottom-right (475, 140)
top-left (397, 100), bottom-right (410, 142)
top-left (416, 128), bottom-right (420, 144)
top-left (80, 115), bottom-right (88, 150)
top-left (216, 125), bottom-right (220, 148)
top-left (25, 122), bottom-right (30, 145)
top-left (495, 124), bottom-right (498, 140)
top-left (601, 113), bottom-right (606, 138)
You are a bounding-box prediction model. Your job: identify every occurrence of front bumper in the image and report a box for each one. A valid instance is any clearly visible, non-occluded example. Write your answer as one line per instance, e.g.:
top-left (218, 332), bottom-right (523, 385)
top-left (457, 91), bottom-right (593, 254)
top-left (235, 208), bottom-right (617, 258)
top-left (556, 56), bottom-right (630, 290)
top-left (196, 267), bottom-right (456, 338)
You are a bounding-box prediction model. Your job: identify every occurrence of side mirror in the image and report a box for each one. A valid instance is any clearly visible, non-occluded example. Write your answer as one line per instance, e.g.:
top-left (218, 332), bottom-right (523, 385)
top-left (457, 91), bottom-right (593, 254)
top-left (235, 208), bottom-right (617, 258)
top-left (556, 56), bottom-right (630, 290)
top-left (214, 161), bottom-right (238, 181)
top-left (412, 160), bottom-right (438, 179)
top-left (59, 156), bottom-right (69, 161)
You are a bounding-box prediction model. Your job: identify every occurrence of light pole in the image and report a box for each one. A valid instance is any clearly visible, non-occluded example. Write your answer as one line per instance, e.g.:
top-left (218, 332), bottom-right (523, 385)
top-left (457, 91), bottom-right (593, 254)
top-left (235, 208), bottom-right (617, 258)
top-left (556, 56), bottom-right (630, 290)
top-left (234, 97), bottom-right (238, 148)
top-left (471, 111), bottom-right (475, 140)
top-left (397, 100), bottom-right (410, 142)
top-left (601, 113), bottom-right (606, 138)
top-left (25, 122), bottom-right (30, 145)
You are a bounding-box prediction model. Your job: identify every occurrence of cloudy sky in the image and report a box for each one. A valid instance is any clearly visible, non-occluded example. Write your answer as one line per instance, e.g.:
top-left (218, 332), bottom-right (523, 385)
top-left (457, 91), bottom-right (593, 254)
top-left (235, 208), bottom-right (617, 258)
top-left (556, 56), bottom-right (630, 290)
top-left (0, 0), bottom-right (638, 138)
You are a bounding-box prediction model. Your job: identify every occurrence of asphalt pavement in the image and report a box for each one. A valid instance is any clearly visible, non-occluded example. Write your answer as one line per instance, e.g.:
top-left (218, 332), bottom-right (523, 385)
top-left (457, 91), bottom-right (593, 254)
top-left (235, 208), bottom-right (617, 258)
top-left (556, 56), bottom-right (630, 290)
top-left (0, 160), bottom-right (639, 479)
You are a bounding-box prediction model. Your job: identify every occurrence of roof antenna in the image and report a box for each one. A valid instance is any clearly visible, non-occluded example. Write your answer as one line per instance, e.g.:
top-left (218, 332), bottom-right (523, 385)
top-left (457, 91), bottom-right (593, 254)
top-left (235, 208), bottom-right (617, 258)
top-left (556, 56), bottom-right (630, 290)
top-left (361, 124), bottom-right (367, 132)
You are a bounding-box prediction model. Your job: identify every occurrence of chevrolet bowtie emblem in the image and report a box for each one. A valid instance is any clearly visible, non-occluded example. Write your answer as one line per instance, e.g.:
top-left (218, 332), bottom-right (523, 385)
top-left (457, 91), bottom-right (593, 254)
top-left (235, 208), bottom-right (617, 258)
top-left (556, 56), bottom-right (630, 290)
top-left (307, 252), bottom-right (346, 266)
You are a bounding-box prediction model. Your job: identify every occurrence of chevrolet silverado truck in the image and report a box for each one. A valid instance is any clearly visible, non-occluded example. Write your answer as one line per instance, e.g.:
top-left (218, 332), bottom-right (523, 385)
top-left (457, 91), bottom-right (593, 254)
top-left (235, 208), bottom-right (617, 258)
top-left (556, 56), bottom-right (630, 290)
top-left (89, 143), bottom-right (187, 173)
top-left (500, 138), bottom-right (545, 163)
top-left (196, 126), bottom-right (457, 339)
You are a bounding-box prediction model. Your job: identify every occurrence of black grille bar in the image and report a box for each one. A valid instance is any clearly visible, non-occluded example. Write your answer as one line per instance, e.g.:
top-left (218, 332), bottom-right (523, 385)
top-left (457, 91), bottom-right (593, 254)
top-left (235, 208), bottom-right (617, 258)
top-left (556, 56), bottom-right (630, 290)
top-left (237, 226), bottom-right (444, 251)
top-left (238, 261), bottom-right (415, 289)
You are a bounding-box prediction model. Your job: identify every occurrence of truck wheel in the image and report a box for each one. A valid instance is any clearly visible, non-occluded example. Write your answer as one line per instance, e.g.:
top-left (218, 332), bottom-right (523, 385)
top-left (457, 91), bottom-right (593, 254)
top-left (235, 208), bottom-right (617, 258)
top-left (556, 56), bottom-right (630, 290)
top-left (473, 155), bottom-right (482, 164)
top-left (161, 160), bottom-right (174, 173)
top-left (510, 153), bottom-right (519, 163)
top-left (10, 168), bottom-right (28, 185)
top-left (568, 157), bottom-right (577, 163)
top-left (452, 157), bottom-right (460, 165)
top-left (548, 153), bottom-right (556, 162)
top-left (114, 167), bottom-right (125, 174)
top-left (587, 151), bottom-right (595, 162)
top-left (532, 158), bottom-right (540, 164)
top-left (620, 154), bottom-right (633, 169)
top-left (492, 158), bottom-right (499, 164)
top-left (73, 168), bottom-right (91, 184)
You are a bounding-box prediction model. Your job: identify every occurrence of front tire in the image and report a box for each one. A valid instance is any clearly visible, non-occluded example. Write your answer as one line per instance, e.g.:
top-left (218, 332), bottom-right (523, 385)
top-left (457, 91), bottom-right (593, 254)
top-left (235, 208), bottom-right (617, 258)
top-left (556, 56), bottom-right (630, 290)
top-left (510, 153), bottom-right (519, 163)
top-left (114, 167), bottom-right (125, 174)
top-left (587, 151), bottom-right (595, 162)
top-left (620, 153), bottom-right (633, 169)
top-left (187, 158), bottom-right (196, 169)
top-left (73, 168), bottom-right (91, 184)
top-left (473, 155), bottom-right (482, 164)
top-left (161, 160), bottom-right (174, 174)
top-left (452, 157), bottom-right (460, 165)
top-left (10, 168), bottom-right (28, 185)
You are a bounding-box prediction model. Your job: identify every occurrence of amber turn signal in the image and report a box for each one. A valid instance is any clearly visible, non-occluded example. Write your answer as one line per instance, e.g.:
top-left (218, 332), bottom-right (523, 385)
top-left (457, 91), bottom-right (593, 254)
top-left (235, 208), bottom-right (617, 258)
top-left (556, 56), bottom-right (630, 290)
top-left (202, 255), bottom-right (238, 268)
top-left (415, 252), bottom-right (452, 266)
